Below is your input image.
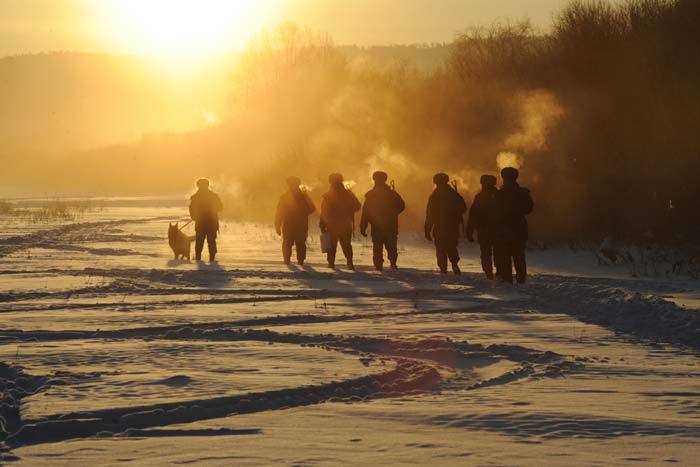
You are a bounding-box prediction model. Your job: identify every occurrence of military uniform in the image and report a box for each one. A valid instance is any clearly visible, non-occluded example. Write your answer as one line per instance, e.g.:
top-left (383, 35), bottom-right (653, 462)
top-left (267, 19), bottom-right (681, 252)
top-left (495, 172), bottom-right (534, 284)
top-left (320, 179), bottom-right (361, 269)
top-left (467, 180), bottom-right (499, 279)
top-left (425, 177), bottom-right (467, 274)
top-left (275, 187), bottom-right (316, 265)
top-left (360, 181), bottom-right (405, 270)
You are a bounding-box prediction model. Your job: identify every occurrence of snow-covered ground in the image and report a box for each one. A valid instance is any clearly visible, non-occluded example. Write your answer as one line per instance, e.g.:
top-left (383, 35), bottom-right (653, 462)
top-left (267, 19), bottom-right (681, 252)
top-left (1, 204), bottom-right (699, 465)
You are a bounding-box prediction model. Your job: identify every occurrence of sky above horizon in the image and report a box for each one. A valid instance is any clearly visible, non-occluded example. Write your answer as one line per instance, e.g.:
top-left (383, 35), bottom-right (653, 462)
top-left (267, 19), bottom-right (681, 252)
top-left (0, 0), bottom-right (592, 59)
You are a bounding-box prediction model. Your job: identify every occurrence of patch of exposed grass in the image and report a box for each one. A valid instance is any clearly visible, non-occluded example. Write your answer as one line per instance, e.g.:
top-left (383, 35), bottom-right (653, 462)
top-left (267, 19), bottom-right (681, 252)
top-left (0, 199), bottom-right (102, 223)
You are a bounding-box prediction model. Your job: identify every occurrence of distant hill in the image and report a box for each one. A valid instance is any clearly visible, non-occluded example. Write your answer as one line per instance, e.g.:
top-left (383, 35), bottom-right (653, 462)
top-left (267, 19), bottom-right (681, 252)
top-left (0, 52), bottom-right (233, 153)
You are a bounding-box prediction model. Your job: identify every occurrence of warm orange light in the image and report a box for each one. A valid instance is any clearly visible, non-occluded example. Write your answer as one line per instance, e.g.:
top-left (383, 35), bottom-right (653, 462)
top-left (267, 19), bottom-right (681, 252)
top-left (98, 0), bottom-right (279, 62)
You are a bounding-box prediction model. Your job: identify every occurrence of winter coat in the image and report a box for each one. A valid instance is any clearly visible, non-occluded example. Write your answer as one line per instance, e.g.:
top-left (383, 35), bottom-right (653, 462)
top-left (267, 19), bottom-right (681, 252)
top-left (275, 189), bottom-right (316, 235)
top-left (320, 184), bottom-right (361, 234)
top-left (189, 189), bottom-right (223, 233)
top-left (466, 187), bottom-right (499, 240)
top-left (360, 184), bottom-right (405, 235)
top-left (495, 181), bottom-right (534, 241)
top-left (424, 185), bottom-right (467, 237)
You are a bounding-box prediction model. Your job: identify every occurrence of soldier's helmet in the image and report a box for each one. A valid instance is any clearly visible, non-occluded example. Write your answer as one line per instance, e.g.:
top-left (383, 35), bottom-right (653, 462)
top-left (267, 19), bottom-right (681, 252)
top-left (480, 175), bottom-right (497, 186)
top-left (286, 176), bottom-right (301, 188)
top-left (433, 173), bottom-right (449, 185)
top-left (328, 173), bottom-right (344, 184)
top-left (372, 171), bottom-right (388, 182)
top-left (196, 178), bottom-right (210, 189)
top-left (500, 167), bottom-right (519, 181)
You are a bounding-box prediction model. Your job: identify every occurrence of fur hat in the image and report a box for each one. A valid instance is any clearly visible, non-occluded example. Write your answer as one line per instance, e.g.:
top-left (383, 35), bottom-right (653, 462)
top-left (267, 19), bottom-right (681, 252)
top-left (328, 173), bottom-right (344, 184)
top-left (286, 176), bottom-right (301, 187)
top-left (501, 167), bottom-right (519, 181)
top-left (433, 173), bottom-right (449, 185)
top-left (372, 171), bottom-right (388, 182)
top-left (480, 175), bottom-right (497, 186)
top-left (196, 178), bottom-right (210, 189)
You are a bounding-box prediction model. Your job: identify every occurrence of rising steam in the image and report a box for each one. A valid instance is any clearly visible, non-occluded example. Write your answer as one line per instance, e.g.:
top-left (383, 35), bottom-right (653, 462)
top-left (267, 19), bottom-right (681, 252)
top-left (496, 151), bottom-right (523, 171)
top-left (505, 90), bottom-right (564, 152)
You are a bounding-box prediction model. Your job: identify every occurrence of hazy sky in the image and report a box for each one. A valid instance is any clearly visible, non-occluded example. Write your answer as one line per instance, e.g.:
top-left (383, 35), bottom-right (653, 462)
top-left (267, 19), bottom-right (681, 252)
top-left (1, 0), bottom-right (590, 58)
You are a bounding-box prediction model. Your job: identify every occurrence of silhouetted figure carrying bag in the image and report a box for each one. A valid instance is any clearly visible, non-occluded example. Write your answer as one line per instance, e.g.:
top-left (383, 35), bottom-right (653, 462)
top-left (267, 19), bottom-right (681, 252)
top-left (320, 173), bottom-right (361, 270)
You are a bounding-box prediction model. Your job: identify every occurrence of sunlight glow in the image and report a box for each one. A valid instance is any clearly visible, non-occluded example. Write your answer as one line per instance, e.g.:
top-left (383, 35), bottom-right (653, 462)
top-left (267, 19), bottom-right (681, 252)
top-left (99, 0), bottom-right (278, 61)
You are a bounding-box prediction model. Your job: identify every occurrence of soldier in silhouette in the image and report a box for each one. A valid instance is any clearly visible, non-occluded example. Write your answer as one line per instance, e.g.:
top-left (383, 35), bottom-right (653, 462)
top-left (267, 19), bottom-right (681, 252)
top-left (495, 167), bottom-right (534, 284)
top-left (360, 171), bottom-right (406, 271)
top-left (275, 176), bottom-right (316, 265)
top-left (425, 173), bottom-right (467, 274)
top-left (320, 173), bottom-right (361, 270)
top-left (467, 174), bottom-right (499, 279)
top-left (189, 178), bottom-right (223, 262)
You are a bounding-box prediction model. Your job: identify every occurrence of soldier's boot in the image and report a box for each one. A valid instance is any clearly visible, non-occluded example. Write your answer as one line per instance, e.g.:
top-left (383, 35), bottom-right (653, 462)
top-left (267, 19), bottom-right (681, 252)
top-left (373, 255), bottom-right (383, 272)
top-left (347, 260), bottom-right (355, 271)
top-left (452, 263), bottom-right (461, 275)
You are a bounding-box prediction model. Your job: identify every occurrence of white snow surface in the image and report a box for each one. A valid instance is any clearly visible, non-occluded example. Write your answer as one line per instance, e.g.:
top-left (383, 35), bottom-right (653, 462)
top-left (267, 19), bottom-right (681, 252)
top-left (1, 204), bottom-right (700, 466)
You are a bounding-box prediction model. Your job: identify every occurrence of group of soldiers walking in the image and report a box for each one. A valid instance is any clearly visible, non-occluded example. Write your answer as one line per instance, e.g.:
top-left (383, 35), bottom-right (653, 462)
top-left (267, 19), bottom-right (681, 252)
top-left (189, 166), bottom-right (533, 283)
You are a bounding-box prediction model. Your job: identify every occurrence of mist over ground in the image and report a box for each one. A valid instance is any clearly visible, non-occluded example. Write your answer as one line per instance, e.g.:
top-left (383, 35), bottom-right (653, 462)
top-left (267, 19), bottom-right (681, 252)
top-left (2, 0), bottom-right (699, 245)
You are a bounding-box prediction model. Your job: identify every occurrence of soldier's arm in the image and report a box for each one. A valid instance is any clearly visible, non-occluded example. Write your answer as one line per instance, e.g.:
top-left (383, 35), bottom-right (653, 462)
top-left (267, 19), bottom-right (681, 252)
top-left (457, 192), bottom-right (468, 215)
top-left (395, 192), bottom-right (406, 214)
top-left (466, 196), bottom-right (478, 237)
top-left (424, 196), bottom-right (434, 238)
top-left (305, 193), bottom-right (316, 215)
top-left (319, 197), bottom-right (328, 231)
top-left (274, 198), bottom-right (283, 233)
top-left (189, 197), bottom-right (197, 221)
top-left (351, 192), bottom-right (361, 212)
top-left (359, 198), bottom-right (369, 233)
top-left (522, 189), bottom-right (534, 215)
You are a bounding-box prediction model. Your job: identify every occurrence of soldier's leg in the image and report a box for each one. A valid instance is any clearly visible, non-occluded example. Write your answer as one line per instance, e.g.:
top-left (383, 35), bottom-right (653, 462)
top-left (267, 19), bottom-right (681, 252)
top-left (327, 233), bottom-right (338, 268)
top-left (282, 232), bottom-right (293, 265)
top-left (371, 232), bottom-right (384, 271)
top-left (340, 230), bottom-right (354, 268)
top-left (434, 236), bottom-right (448, 273)
top-left (446, 233), bottom-right (460, 274)
top-left (513, 240), bottom-right (527, 284)
top-left (493, 241), bottom-right (503, 279)
top-left (386, 233), bottom-right (398, 268)
top-left (500, 240), bottom-right (514, 283)
top-left (194, 230), bottom-right (205, 261)
top-left (479, 236), bottom-right (494, 279)
top-left (295, 230), bottom-right (307, 265)
top-left (207, 231), bottom-right (218, 262)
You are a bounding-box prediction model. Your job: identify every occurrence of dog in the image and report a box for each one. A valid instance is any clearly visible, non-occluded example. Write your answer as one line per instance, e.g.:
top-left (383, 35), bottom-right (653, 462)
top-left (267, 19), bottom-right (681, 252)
top-left (168, 223), bottom-right (194, 260)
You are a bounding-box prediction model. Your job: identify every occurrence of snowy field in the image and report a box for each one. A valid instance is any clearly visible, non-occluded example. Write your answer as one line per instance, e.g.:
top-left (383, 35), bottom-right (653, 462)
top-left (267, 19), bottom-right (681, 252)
top-left (1, 204), bottom-right (700, 465)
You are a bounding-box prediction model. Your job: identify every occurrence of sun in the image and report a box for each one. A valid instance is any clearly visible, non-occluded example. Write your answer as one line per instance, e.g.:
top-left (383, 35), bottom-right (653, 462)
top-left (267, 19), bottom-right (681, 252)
top-left (99, 0), bottom-right (277, 61)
